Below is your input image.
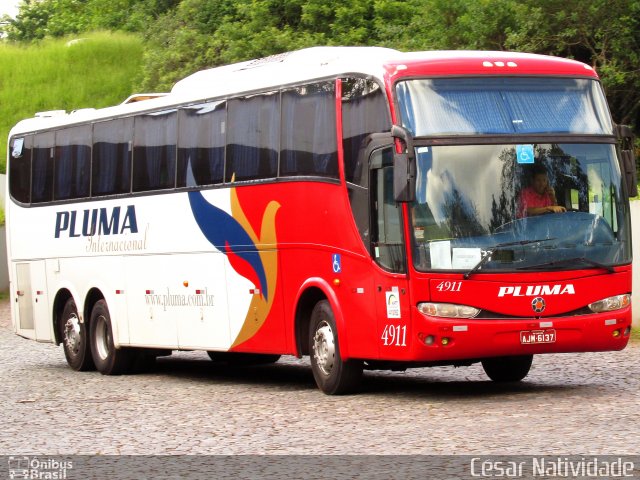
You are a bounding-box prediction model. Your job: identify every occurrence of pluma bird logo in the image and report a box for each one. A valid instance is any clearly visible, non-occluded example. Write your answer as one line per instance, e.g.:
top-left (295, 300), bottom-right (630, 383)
top-left (189, 188), bottom-right (280, 347)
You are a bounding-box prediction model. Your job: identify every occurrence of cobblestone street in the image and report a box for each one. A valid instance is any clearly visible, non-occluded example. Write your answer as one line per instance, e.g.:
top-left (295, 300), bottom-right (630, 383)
top-left (1, 300), bottom-right (639, 456)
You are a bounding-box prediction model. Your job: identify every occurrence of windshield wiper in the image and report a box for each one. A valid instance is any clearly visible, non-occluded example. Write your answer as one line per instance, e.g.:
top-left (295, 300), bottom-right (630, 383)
top-left (463, 238), bottom-right (556, 279)
top-left (517, 257), bottom-right (615, 273)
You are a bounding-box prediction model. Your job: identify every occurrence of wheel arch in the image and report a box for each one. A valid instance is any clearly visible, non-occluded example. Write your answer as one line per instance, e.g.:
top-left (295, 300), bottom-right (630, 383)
top-left (83, 288), bottom-right (105, 323)
top-left (293, 278), bottom-right (349, 359)
top-left (83, 287), bottom-right (126, 348)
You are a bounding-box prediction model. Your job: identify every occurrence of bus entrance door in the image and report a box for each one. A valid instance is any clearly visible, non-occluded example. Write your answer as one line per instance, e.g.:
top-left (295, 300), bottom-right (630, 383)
top-left (370, 146), bottom-right (411, 359)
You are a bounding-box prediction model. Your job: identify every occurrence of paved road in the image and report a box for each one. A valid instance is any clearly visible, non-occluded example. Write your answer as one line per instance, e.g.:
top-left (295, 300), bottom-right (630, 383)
top-left (1, 299), bottom-right (639, 456)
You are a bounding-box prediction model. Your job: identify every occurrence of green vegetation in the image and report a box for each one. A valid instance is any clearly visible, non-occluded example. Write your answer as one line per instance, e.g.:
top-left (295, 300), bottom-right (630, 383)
top-left (1, 0), bottom-right (178, 40)
top-left (0, 31), bottom-right (144, 172)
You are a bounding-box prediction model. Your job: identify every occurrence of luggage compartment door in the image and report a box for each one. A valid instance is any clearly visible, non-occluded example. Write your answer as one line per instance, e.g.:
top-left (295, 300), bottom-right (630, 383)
top-left (14, 262), bottom-right (52, 341)
top-left (15, 263), bottom-right (35, 338)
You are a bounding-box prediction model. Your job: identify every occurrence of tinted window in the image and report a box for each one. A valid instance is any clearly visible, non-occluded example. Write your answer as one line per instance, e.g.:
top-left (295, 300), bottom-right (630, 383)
top-left (226, 93), bottom-right (279, 181)
top-left (31, 132), bottom-right (55, 203)
top-left (9, 136), bottom-right (31, 204)
top-left (133, 110), bottom-right (177, 192)
top-left (396, 77), bottom-right (612, 136)
top-left (281, 82), bottom-right (338, 177)
top-left (92, 118), bottom-right (133, 196)
top-left (342, 78), bottom-right (391, 183)
top-left (177, 101), bottom-right (226, 187)
top-left (54, 125), bottom-right (91, 200)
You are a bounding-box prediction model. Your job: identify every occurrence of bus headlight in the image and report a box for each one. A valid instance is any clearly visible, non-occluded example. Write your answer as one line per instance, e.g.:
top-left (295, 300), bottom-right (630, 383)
top-left (588, 294), bottom-right (630, 313)
top-left (417, 302), bottom-right (480, 318)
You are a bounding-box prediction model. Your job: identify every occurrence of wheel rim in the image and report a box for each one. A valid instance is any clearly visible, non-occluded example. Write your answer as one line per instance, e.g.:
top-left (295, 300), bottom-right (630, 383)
top-left (63, 313), bottom-right (82, 356)
top-left (312, 320), bottom-right (335, 377)
top-left (94, 315), bottom-right (111, 361)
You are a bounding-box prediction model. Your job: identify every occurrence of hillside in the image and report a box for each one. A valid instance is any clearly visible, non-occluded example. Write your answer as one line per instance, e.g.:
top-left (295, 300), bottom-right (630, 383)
top-left (0, 32), bottom-right (144, 172)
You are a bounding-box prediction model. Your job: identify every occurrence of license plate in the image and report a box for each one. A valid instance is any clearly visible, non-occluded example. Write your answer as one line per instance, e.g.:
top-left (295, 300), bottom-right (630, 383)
top-left (520, 329), bottom-right (556, 344)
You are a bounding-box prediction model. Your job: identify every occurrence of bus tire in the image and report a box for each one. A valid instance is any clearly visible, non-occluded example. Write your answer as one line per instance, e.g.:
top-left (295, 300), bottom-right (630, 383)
top-left (309, 300), bottom-right (362, 395)
top-left (482, 355), bottom-right (533, 382)
top-left (59, 298), bottom-right (95, 371)
top-left (89, 299), bottom-right (133, 375)
top-left (207, 352), bottom-right (281, 365)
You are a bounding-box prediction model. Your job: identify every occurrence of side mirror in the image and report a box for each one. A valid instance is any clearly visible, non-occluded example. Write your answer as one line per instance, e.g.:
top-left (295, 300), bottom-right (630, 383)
top-left (616, 124), bottom-right (638, 197)
top-left (391, 125), bottom-right (416, 202)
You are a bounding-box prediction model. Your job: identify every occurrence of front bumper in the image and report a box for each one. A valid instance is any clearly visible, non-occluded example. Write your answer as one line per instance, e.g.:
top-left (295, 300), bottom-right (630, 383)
top-left (407, 306), bottom-right (631, 361)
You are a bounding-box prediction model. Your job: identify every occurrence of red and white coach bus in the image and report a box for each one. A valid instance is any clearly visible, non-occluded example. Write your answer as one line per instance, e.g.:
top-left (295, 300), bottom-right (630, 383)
top-left (6, 47), bottom-right (636, 394)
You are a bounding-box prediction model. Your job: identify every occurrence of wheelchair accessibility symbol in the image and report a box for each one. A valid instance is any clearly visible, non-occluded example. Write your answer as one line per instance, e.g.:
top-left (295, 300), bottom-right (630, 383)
top-left (332, 254), bottom-right (342, 273)
top-left (516, 144), bottom-right (534, 164)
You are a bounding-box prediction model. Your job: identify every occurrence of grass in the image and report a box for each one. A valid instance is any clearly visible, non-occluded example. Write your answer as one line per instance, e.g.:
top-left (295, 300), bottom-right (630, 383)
top-left (631, 328), bottom-right (640, 343)
top-left (0, 31), bottom-right (144, 174)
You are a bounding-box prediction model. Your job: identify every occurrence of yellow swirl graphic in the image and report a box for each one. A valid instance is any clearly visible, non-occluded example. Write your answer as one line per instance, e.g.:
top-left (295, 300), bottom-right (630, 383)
top-left (230, 187), bottom-right (281, 347)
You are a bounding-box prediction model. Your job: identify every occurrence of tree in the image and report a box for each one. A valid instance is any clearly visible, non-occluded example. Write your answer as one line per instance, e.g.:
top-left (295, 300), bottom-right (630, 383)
top-left (505, 0), bottom-right (640, 130)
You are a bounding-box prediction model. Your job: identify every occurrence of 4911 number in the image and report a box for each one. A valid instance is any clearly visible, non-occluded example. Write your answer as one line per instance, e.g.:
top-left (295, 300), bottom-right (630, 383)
top-left (381, 324), bottom-right (407, 347)
top-left (435, 281), bottom-right (462, 292)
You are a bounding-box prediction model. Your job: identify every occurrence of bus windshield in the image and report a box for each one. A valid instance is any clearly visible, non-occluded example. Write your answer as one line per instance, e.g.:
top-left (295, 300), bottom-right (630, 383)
top-left (396, 77), bottom-right (613, 136)
top-left (410, 143), bottom-right (631, 273)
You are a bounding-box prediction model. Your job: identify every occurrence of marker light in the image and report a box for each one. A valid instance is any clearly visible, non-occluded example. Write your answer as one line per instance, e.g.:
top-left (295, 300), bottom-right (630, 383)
top-left (417, 302), bottom-right (480, 318)
top-left (588, 294), bottom-right (630, 313)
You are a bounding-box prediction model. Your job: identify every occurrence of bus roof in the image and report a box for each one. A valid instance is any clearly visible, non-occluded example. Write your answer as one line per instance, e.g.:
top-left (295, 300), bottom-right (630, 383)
top-left (171, 47), bottom-right (597, 97)
top-left (9, 46), bottom-right (598, 137)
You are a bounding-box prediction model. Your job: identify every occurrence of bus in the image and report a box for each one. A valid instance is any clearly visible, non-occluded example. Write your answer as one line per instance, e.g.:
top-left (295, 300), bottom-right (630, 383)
top-left (6, 47), bottom-right (636, 394)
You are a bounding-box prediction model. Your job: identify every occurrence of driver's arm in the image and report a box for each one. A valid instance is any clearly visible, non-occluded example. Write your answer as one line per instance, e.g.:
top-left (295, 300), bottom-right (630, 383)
top-left (527, 205), bottom-right (566, 216)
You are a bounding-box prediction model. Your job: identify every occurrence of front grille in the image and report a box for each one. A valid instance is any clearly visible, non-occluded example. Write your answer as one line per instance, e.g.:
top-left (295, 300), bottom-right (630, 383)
top-left (474, 306), bottom-right (593, 319)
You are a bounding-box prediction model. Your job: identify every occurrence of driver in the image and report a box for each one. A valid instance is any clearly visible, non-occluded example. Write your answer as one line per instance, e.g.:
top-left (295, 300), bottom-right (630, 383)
top-left (517, 164), bottom-right (566, 217)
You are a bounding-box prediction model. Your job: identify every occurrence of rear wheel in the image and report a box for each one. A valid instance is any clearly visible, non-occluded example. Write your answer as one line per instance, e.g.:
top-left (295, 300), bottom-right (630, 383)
top-left (482, 355), bottom-right (533, 382)
top-left (207, 352), bottom-right (281, 365)
top-left (90, 299), bottom-right (133, 375)
top-left (309, 300), bottom-right (362, 395)
top-left (59, 298), bottom-right (94, 371)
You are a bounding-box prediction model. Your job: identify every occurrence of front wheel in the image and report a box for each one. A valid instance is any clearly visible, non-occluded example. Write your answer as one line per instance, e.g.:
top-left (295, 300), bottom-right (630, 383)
top-left (482, 355), bottom-right (533, 382)
top-left (90, 299), bottom-right (133, 375)
top-left (309, 300), bottom-right (362, 395)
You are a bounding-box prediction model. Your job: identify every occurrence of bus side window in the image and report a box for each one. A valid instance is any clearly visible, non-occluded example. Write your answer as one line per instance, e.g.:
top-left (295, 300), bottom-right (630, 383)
top-left (133, 110), bottom-right (177, 192)
top-left (226, 92), bottom-right (279, 182)
top-left (280, 82), bottom-right (338, 178)
top-left (31, 131), bottom-right (55, 203)
top-left (92, 118), bottom-right (133, 196)
top-left (54, 125), bottom-right (91, 200)
top-left (177, 101), bottom-right (226, 187)
top-left (9, 136), bottom-right (32, 204)
top-left (342, 78), bottom-right (391, 183)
